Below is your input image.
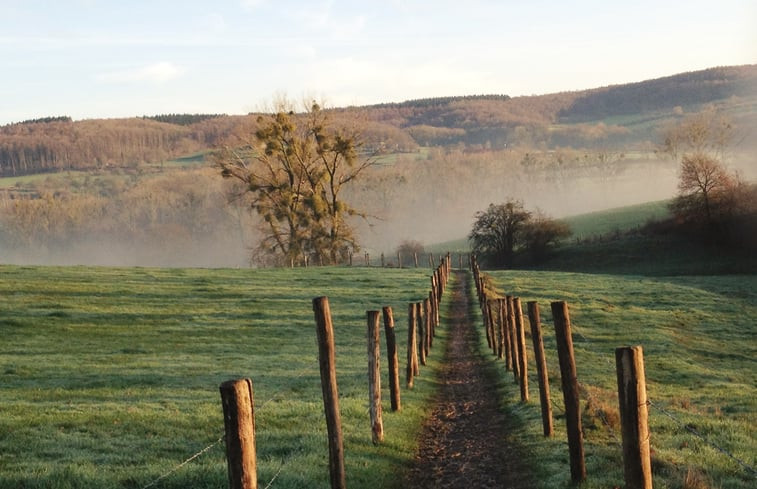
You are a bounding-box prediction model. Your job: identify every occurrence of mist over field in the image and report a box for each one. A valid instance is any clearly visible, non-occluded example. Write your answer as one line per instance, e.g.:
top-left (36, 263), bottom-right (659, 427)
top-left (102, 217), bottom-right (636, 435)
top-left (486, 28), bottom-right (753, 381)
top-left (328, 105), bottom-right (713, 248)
top-left (357, 155), bottom-right (683, 253)
top-left (2, 65), bottom-right (756, 267)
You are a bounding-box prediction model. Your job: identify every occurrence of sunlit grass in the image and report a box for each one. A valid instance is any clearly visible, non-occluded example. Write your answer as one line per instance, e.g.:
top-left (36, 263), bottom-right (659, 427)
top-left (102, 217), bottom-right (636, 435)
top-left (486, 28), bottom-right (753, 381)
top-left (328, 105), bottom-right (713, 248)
top-left (0, 265), bottom-right (448, 488)
top-left (482, 270), bottom-right (756, 489)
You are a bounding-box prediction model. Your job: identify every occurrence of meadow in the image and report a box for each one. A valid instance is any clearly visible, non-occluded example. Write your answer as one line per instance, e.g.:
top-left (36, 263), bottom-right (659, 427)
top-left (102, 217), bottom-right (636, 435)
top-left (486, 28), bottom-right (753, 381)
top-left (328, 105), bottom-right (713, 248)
top-left (0, 265), bottom-right (446, 488)
top-left (480, 270), bottom-right (756, 489)
top-left (1, 259), bottom-right (755, 488)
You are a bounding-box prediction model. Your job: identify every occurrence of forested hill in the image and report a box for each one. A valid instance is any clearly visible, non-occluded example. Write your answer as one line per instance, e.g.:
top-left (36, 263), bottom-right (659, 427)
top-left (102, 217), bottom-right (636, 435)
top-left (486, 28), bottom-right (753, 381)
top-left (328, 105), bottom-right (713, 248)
top-left (558, 65), bottom-right (757, 122)
top-left (1, 64), bottom-right (755, 177)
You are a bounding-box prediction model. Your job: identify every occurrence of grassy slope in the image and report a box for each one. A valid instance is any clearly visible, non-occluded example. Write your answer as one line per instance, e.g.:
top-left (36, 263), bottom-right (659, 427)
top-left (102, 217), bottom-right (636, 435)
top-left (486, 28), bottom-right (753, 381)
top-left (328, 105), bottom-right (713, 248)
top-left (479, 271), bottom-right (756, 489)
top-left (0, 265), bottom-right (447, 489)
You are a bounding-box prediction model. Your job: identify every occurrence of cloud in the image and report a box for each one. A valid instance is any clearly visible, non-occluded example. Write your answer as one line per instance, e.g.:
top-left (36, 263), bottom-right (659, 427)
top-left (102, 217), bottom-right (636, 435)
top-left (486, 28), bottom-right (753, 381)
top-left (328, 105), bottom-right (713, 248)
top-left (96, 62), bottom-right (184, 84)
top-left (240, 0), bottom-right (267, 11)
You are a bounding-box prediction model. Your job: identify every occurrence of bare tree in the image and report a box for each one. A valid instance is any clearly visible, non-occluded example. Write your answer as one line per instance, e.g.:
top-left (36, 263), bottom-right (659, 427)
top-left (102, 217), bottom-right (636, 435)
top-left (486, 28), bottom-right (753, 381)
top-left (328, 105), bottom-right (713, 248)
top-left (215, 102), bottom-right (373, 265)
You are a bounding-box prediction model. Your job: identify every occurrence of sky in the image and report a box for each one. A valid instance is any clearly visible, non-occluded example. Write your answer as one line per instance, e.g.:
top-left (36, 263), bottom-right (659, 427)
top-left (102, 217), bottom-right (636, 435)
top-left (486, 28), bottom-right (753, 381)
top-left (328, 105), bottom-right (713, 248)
top-left (1, 0), bottom-right (755, 125)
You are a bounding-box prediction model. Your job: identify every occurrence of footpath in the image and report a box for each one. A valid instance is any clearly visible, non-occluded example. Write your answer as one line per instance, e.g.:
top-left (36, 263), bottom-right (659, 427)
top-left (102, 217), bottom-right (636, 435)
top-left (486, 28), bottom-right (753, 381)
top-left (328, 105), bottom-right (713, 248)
top-left (403, 269), bottom-right (533, 489)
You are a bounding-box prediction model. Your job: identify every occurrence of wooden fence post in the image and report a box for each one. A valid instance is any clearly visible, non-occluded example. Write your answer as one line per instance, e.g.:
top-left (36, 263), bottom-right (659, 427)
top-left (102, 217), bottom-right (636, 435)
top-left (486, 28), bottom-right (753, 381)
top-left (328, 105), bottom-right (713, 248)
top-left (397, 251), bottom-right (402, 268)
top-left (495, 298), bottom-right (504, 360)
top-left (501, 298), bottom-right (512, 370)
top-left (514, 298), bottom-right (529, 402)
top-left (413, 252), bottom-right (418, 268)
top-left (527, 301), bottom-right (553, 437)
top-left (367, 311), bottom-right (384, 444)
top-left (418, 301), bottom-right (427, 367)
top-left (483, 298), bottom-right (493, 350)
top-left (381, 253), bottom-right (385, 267)
top-left (407, 303), bottom-right (417, 388)
top-left (616, 346), bottom-right (652, 489)
top-left (507, 296), bottom-right (520, 382)
top-left (551, 301), bottom-right (586, 483)
top-left (423, 298), bottom-right (431, 357)
top-left (312, 297), bottom-right (347, 489)
top-left (382, 306), bottom-right (401, 411)
top-left (428, 291), bottom-right (437, 349)
top-left (220, 378), bottom-right (257, 489)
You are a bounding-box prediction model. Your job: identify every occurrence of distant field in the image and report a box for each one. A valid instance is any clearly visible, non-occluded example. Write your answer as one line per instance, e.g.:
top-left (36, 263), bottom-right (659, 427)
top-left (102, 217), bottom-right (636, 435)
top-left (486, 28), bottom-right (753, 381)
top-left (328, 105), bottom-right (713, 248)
top-left (482, 270), bottom-right (756, 489)
top-left (562, 200), bottom-right (670, 239)
top-left (0, 265), bottom-right (444, 489)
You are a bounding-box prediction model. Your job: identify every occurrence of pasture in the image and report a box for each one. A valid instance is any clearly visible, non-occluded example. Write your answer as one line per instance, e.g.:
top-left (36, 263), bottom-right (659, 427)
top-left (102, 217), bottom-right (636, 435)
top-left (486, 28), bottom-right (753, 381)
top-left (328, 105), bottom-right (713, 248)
top-left (0, 265), bottom-right (444, 488)
top-left (482, 270), bottom-right (756, 489)
top-left (1, 264), bottom-right (755, 488)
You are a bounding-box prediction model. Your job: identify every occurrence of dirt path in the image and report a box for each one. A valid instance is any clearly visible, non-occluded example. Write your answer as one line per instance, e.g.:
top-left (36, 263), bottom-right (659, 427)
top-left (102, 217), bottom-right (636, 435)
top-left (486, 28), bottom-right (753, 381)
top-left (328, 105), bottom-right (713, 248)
top-left (403, 270), bottom-right (532, 488)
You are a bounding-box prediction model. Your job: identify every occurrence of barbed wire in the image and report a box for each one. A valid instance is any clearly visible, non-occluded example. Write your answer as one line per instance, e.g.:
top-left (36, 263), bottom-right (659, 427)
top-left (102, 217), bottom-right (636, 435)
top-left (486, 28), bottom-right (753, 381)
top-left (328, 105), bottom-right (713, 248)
top-left (648, 399), bottom-right (757, 477)
top-left (484, 282), bottom-right (756, 480)
top-left (570, 320), bottom-right (756, 477)
top-left (141, 435), bottom-right (225, 489)
top-left (139, 362), bottom-right (318, 489)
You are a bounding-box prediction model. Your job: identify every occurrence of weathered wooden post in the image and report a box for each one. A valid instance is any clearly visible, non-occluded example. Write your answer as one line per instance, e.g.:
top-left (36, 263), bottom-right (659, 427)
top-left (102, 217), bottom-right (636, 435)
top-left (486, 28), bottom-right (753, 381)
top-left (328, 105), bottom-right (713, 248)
top-left (514, 298), bottom-right (529, 401)
top-left (413, 252), bottom-right (419, 268)
top-left (381, 253), bottom-right (385, 267)
top-left (427, 290), bottom-right (436, 345)
top-left (367, 311), bottom-right (384, 444)
top-left (423, 297), bottom-right (431, 357)
top-left (501, 298), bottom-right (512, 371)
top-left (382, 306), bottom-right (401, 411)
top-left (616, 346), bottom-right (652, 489)
top-left (527, 301), bottom-right (553, 437)
top-left (418, 301), bottom-right (427, 366)
top-left (551, 301), bottom-right (586, 483)
top-left (348, 251), bottom-right (353, 266)
top-left (397, 251), bottom-right (402, 268)
top-left (497, 298), bottom-right (510, 362)
top-left (312, 297), bottom-right (347, 489)
top-left (365, 252), bottom-right (370, 266)
top-left (483, 298), bottom-right (493, 349)
top-left (220, 378), bottom-right (257, 489)
top-left (507, 296), bottom-right (520, 382)
top-left (407, 303), bottom-right (418, 388)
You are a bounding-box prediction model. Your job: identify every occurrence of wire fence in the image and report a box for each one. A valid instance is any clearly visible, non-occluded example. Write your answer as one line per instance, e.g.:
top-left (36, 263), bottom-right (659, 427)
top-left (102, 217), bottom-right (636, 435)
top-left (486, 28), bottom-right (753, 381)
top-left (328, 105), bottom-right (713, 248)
top-left (570, 321), bottom-right (756, 477)
top-left (139, 363), bottom-right (319, 489)
top-left (479, 269), bottom-right (756, 483)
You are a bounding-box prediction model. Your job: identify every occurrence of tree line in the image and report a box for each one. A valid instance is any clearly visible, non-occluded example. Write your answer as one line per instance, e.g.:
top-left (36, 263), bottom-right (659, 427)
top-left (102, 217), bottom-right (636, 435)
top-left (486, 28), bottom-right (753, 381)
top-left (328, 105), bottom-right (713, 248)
top-left (3, 65), bottom-right (754, 177)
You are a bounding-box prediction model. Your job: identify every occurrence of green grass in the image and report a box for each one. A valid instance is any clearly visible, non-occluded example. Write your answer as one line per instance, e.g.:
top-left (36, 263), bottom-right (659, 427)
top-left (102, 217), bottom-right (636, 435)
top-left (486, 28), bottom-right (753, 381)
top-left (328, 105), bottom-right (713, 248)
top-left (0, 265), bottom-right (448, 488)
top-left (562, 200), bottom-right (670, 240)
top-left (479, 270), bottom-right (756, 489)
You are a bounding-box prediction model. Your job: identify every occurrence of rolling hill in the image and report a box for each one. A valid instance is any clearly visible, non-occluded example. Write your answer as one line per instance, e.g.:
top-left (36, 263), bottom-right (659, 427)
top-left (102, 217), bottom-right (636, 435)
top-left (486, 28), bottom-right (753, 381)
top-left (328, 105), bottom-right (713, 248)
top-left (1, 64), bottom-right (756, 177)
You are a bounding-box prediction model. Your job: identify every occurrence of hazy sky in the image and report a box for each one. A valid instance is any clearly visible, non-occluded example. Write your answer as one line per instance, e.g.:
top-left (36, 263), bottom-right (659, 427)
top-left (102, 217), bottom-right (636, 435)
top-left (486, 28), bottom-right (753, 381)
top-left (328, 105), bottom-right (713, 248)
top-left (1, 0), bottom-right (755, 124)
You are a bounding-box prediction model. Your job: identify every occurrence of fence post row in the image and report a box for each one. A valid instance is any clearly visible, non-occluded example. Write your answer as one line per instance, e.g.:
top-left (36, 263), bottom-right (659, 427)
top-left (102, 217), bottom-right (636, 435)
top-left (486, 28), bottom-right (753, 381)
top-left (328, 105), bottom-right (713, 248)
top-left (220, 378), bottom-right (258, 489)
top-left (551, 301), bottom-right (587, 483)
top-left (367, 311), bottom-right (384, 445)
top-left (616, 346), bottom-right (652, 489)
top-left (312, 297), bottom-right (347, 489)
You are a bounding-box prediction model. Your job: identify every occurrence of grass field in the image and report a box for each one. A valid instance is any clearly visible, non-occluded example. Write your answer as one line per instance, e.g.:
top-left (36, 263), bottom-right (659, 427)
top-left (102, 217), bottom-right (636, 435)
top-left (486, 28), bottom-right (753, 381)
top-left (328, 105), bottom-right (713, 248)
top-left (2, 262), bottom-right (755, 488)
top-left (0, 265), bottom-right (447, 488)
top-left (479, 270), bottom-right (756, 489)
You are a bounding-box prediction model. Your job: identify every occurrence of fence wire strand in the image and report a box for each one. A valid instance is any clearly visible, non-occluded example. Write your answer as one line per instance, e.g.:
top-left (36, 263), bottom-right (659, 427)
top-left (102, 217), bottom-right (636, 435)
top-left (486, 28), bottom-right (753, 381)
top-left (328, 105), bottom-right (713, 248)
top-left (141, 435), bottom-right (225, 489)
top-left (488, 275), bottom-right (756, 480)
top-left (139, 362), bottom-right (317, 489)
top-left (648, 399), bottom-right (757, 477)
